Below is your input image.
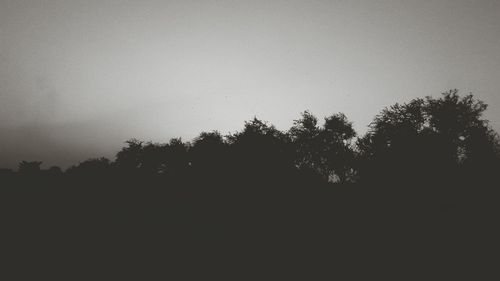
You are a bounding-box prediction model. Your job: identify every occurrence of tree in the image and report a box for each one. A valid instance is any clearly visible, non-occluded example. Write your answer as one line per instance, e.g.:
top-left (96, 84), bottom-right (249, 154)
top-left (162, 138), bottom-right (190, 175)
top-left (289, 111), bottom-right (356, 182)
top-left (47, 166), bottom-right (63, 176)
top-left (66, 158), bottom-right (112, 176)
top-left (190, 131), bottom-right (228, 171)
top-left (320, 113), bottom-right (357, 183)
top-left (18, 161), bottom-right (42, 175)
top-left (424, 90), bottom-right (491, 163)
top-left (140, 142), bottom-right (169, 174)
top-left (357, 90), bottom-right (500, 184)
top-left (289, 111), bottom-right (322, 174)
top-left (228, 117), bottom-right (293, 179)
top-left (356, 98), bottom-right (430, 182)
top-left (115, 139), bottom-right (144, 171)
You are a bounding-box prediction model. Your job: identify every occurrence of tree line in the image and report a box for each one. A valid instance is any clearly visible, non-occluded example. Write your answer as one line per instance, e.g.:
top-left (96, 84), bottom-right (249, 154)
top-left (2, 90), bottom-right (499, 277)
top-left (5, 89), bottom-right (500, 187)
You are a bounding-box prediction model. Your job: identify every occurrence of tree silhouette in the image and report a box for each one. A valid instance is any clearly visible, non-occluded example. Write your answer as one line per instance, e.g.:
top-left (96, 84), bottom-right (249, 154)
top-left (18, 161), bottom-right (42, 175)
top-left (140, 142), bottom-right (169, 174)
top-left (66, 157), bottom-right (112, 176)
top-left (320, 113), bottom-right (357, 183)
top-left (228, 117), bottom-right (294, 183)
top-left (47, 166), bottom-right (63, 176)
top-left (115, 139), bottom-right (144, 171)
top-left (113, 137), bottom-right (191, 176)
top-left (4, 89), bottom-right (498, 188)
top-left (3, 89), bottom-right (500, 277)
top-left (289, 111), bottom-right (323, 175)
top-left (289, 111), bottom-right (356, 182)
top-left (357, 90), bottom-right (500, 185)
top-left (190, 131), bottom-right (228, 173)
top-left (162, 138), bottom-right (190, 176)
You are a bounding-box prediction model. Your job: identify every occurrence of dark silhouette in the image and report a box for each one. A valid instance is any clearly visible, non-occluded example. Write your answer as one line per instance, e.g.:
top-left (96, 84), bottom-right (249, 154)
top-left (66, 157), bottom-right (112, 176)
top-left (17, 160), bottom-right (42, 175)
top-left (357, 90), bottom-right (500, 188)
top-left (289, 111), bottom-right (357, 182)
top-left (1, 90), bottom-right (499, 278)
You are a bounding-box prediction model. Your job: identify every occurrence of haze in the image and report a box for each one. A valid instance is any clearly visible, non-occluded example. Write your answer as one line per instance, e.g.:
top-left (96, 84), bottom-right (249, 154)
top-left (1, 0), bottom-right (499, 169)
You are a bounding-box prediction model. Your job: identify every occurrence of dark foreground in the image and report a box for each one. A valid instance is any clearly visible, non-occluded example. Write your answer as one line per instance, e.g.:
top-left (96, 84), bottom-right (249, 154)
top-left (1, 174), bottom-right (499, 280)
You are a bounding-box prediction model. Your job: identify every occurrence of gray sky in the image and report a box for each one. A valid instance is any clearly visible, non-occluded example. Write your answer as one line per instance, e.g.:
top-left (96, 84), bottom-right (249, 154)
top-left (1, 0), bottom-right (499, 169)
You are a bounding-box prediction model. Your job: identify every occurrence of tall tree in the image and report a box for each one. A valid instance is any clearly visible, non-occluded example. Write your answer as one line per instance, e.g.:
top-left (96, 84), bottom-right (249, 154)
top-left (289, 111), bottom-right (322, 174)
top-left (321, 113), bottom-right (357, 183)
top-left (289, 111), bottom-right (357, 182)
top-left (357, 90), bottom-right (500, 183)
top-left (190, 131), bottom-right (228, 171)
top-left (115, 139), bottom-right (144, 171)
top-left (229, 117), bottom-right (293, 179)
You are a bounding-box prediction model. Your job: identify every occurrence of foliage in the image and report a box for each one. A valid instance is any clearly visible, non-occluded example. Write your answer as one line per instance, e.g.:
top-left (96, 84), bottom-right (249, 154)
top-left (66, 157), bottom-right (112, 176)
top-left (357, 90), bottom-right (500, 183)
top-left (9, 90), bottom-right (499, 186)
top-left (18, 161), bottom-right (42, 175)
top-left (289, 111), bottom-right (357, 182)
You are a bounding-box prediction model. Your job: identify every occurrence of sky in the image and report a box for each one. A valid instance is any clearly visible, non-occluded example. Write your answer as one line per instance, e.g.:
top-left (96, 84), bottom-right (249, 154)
top-left (1, 0), bottom-right (499, 169)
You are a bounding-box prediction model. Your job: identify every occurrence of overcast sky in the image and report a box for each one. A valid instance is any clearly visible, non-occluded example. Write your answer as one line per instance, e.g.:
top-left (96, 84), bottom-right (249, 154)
top-left (1, 0), bottom-right (499, 169)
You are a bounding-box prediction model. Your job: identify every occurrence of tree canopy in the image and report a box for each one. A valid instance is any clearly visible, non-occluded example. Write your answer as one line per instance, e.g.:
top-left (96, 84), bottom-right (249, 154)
top-left (9, 90), bottom-right (500, 186)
